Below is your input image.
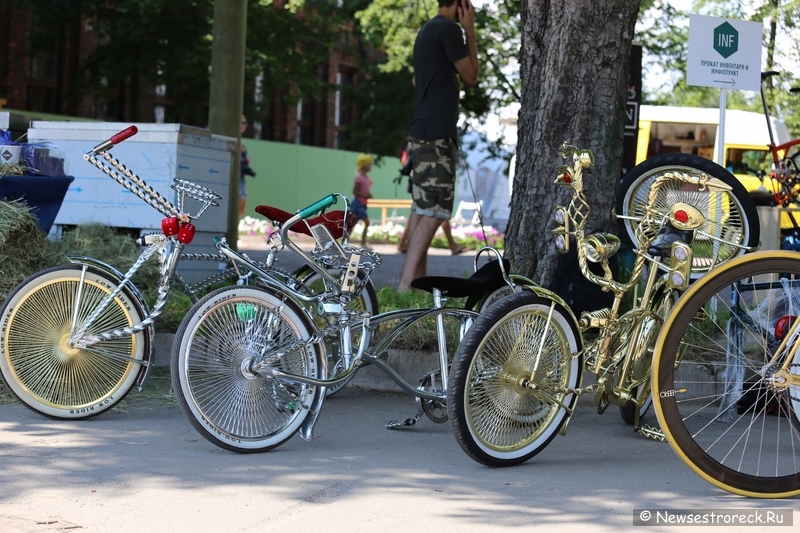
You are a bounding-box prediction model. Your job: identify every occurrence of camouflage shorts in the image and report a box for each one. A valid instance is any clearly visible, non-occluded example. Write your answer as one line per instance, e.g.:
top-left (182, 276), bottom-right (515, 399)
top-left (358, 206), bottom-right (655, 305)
top-left (408, 137), bottom-right (457, 220)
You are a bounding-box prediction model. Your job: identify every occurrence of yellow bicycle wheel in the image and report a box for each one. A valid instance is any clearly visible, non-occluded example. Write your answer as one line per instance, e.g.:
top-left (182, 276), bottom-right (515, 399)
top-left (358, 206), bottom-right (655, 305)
top-left (653, 251), bottom-right (800, 497)
top-left (447, 291), bottom-right (582, 466)
top-left (0, 265), bottom-right (148, 419)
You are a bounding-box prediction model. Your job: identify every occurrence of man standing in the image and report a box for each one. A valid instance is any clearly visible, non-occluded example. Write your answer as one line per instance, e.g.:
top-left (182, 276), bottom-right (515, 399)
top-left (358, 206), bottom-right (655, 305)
top-left (398, 0), bottom-right (479, 291)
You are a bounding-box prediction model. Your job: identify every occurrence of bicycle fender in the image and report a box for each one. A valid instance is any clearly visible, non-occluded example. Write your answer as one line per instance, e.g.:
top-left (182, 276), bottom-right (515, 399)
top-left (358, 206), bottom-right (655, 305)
top-left (520, 284), bottom-right (584, 352)
top-left (65, 255), bottom-right (156, 388)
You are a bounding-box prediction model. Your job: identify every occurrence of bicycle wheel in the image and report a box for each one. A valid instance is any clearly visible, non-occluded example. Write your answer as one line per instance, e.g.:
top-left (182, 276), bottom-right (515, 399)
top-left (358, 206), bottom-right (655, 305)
top-left (653, 251), bottom-right (800, 497)
top-left (616, 153), bottom-right (759, 276)
top-left (171, 285), bottom-right (324, 453)
top-left (296, 266), bottom-right (379, 396)
top-left (0, 265), bottom-right (149, 419)
top-left (448, 291), bottom-right (582, 466)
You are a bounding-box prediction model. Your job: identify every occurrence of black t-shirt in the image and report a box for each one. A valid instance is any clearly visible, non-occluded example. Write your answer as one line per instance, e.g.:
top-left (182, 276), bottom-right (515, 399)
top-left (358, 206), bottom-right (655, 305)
top-left (408, 16), bottom-right (468, 142)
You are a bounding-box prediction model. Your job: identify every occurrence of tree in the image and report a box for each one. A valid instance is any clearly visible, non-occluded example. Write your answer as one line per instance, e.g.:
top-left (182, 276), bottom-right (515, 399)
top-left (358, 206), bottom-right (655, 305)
top-left (507, 0), bottom-right (641, 283)
top-left (21, 0), bottom-right (214, 124)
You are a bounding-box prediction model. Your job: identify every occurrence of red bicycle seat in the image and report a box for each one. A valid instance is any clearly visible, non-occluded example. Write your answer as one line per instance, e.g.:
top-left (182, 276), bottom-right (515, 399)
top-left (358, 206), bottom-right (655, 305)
top-left (255, 206), bottom-right (354, 239)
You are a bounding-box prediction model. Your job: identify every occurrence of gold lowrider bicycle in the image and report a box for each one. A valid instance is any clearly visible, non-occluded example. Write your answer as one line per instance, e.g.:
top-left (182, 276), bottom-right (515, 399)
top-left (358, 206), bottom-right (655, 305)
top-left (445, 143), bottom-right (791, 497)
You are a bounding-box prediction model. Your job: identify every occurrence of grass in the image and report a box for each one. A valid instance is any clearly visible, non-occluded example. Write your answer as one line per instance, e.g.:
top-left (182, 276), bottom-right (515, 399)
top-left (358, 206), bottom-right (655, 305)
top-left (0, 367), bottom-right (176, 410)
top-left (0, 220), bottom-right (475, 411)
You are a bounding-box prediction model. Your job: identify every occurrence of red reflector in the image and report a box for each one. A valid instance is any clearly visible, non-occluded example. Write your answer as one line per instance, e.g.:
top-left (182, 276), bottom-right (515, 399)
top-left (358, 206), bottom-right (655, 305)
top-left (775, 315), bottom-right (796, 340)
top-left (563, 172), bottom-right (571, 183)
top-left (674, 210), bottom-right (689, 223)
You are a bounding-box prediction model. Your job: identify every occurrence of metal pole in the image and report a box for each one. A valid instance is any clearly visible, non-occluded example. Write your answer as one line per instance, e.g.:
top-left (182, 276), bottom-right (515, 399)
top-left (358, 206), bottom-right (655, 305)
top-left (208, 0), bottom-right (248, 250)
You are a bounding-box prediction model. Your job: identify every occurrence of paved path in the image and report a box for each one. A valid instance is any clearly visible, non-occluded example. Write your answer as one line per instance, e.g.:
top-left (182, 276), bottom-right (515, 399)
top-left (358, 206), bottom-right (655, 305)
top-left (0, 389), bottom-right (791, 533)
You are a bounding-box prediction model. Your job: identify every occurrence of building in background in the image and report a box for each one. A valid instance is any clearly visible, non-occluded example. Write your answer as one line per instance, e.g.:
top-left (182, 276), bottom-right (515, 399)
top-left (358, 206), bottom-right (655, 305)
top-left (0, 0), bottom-right (365, 150)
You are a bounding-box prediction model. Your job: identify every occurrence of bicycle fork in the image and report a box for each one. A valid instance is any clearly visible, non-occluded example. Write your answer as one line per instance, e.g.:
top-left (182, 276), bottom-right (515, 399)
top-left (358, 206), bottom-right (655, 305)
top-left (67, 237), bottom-right (182, 350)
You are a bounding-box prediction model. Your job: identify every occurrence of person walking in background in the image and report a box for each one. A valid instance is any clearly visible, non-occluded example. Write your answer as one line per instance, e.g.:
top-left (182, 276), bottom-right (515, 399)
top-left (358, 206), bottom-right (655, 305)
top-left (398, 0), bottom-right (478, 291)
top-left (352, 153), bottom-right (374, 247)
top-left (239, 114), bottom-right (257, 219)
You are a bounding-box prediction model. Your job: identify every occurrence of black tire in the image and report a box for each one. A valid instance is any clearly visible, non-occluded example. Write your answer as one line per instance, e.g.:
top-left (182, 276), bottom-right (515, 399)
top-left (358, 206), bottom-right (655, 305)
top-left (294, 266), bottom-right (379, 396)
top-left (447, 291), bottom-right (582, 466)
top-left (171, 285), bottom-right (325, 453)
top-left (652, 251), bottom-right (800, 497)
top-left (0, 265), bottom-right (149, 419)
top-left (616, 153), bottom-right (759, 277)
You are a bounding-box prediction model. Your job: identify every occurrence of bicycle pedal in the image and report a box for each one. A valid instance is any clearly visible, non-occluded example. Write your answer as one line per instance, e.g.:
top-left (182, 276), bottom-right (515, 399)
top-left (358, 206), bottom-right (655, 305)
top-left (637, 424), bottom-right (666, 442)
top-left (385, 413), bottom-right (421, 430)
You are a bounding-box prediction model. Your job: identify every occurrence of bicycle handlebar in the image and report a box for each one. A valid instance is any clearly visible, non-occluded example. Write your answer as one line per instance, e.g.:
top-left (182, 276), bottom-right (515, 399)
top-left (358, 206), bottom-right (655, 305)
top-left (298, 194), bottom-right (337, 219)
top-left (111, 125), bottom-right (138, 145)
top-left (91, 125), bottom-right (139, 154)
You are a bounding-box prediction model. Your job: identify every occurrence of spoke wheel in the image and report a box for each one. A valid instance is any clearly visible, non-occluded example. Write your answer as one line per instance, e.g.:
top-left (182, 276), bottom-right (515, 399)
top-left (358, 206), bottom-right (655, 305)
top-left (653, 251), bottom-right (800, 497)
top-left (171, 286), bottom-right (324, 453)
top-left (448, 292), bottom-right (581, 466)
top-left (0, 265), bottom-right (148, 419)
top-left (617, 153), bottom-right (759, 277)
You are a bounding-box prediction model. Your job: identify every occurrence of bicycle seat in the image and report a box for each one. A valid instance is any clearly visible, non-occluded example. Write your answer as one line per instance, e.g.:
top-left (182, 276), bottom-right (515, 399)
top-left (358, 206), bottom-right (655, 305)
top-left (411, 259), bottom-right (511, 298)
top-left (255, 206), bottom-right (354, 239)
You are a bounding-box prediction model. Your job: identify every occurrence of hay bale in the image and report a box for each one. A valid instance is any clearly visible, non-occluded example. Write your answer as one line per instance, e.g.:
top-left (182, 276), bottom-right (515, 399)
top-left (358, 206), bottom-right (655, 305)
top-left (43, 223), bottom-right (160, 292)
top-left (0, 200), bottom-right (49, 301)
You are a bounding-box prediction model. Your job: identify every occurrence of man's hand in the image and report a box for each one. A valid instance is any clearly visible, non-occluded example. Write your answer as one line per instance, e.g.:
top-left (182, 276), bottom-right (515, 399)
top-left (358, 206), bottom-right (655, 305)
top-left (454, 0), bottom-right (479, 86)
top-left (458, 0), bottom-right (476, 33)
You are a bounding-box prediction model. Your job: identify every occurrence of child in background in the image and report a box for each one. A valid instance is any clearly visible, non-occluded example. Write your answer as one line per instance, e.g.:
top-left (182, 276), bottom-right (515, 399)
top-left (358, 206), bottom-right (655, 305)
top-left (352, 154), bottom-right (373, 247)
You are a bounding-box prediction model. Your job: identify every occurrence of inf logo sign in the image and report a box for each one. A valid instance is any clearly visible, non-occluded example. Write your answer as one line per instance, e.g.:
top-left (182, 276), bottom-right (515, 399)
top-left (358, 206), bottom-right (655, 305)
top-left (687, 15), bottom-right (761, 91)
top-left (713, 22), bottom-right (738, 58)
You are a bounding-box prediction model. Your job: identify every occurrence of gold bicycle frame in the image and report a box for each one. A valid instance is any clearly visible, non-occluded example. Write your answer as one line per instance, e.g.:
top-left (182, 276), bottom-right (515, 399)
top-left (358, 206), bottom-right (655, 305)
top-left (548, 143), bottom-right (739, 428)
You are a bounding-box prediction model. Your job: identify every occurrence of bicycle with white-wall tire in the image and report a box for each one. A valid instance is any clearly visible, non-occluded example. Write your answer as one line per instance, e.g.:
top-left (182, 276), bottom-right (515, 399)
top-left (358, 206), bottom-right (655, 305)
top-left (446, 142), bottom-right (761, 480)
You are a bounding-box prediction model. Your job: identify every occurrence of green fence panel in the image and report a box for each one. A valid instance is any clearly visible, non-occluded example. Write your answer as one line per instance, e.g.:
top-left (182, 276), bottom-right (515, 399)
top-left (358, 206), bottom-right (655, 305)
top-left (243, 139), bottom-right (407, 222)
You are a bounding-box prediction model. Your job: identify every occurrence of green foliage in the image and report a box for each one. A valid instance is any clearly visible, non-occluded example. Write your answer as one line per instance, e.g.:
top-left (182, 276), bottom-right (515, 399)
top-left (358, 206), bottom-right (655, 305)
top-left (22, 0), bottom-right (214, 124)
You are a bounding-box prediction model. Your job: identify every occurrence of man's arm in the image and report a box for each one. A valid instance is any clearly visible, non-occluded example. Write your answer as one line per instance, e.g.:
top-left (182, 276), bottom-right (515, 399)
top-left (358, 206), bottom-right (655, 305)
top-left (454, 0), bottom-right (479, 86)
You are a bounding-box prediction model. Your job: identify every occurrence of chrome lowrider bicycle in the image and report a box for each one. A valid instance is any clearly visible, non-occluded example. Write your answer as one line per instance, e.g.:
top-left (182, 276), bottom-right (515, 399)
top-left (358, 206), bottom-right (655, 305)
top-left (169, 192), bottom-right (528, 453)
top-left (0, 128), bottom-right (376, 418)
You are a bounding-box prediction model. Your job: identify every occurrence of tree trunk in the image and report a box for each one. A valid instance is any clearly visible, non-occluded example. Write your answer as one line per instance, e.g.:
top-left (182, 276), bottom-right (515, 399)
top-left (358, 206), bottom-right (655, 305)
top-left (508, 0), bottom-right (641, 286)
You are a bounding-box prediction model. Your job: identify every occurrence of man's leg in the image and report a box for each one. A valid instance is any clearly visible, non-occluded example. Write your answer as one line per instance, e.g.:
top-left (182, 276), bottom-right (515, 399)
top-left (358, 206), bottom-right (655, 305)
top-left (442, 219), bottom-right (466, 254)
top-left (398, 213), bottom-right (442, 291)
top-left (360, 217), bottom-right (369, 247)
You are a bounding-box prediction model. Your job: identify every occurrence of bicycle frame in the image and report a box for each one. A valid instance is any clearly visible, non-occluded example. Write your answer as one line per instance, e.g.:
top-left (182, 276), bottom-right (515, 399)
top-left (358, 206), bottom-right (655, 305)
top-left (206, 205), bottom-right (481, 403)
top-left (67, 136), bottom-right (221, 349)
top-left (757, 71), bottom-right (800, 210)
top-left (760, 73), bottom-right (800, 168)
top-left (61, 128), bottom-right (222, 392)
top-left (546, 143), bottom-right (736, 428)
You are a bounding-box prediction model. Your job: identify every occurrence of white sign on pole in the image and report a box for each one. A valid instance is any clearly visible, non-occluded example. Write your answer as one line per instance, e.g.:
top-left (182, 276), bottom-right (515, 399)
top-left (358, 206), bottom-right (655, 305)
top-left (687, 15), bottom-right (762, 92)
